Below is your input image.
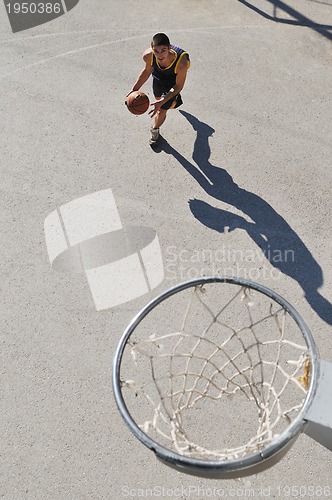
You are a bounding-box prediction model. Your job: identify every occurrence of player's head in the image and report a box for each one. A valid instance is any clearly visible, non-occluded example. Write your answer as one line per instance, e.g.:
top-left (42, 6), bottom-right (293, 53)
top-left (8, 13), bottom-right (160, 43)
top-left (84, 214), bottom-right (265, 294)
top-left (151, 33), bottom-right (171, 63)
top-left (151, 33), bottom-right (170, 48)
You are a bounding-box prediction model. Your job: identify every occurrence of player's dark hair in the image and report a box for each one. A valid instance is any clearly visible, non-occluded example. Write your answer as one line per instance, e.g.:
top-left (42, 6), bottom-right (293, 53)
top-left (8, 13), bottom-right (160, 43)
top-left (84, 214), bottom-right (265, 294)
top-left (151, 33), bottom-right (170, 47)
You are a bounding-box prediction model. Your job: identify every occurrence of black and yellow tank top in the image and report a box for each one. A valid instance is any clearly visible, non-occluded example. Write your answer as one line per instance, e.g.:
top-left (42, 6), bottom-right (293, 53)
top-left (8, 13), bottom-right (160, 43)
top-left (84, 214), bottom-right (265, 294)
top-left (151, 45), bottom-right (190, 87)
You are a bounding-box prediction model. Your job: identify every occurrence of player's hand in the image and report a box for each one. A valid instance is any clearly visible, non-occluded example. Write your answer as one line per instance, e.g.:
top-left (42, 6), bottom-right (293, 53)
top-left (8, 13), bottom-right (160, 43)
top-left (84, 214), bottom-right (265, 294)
top-left (148, 99), bottom-right (163, 117)
top-left (125, 90), bottom-right (136, 106)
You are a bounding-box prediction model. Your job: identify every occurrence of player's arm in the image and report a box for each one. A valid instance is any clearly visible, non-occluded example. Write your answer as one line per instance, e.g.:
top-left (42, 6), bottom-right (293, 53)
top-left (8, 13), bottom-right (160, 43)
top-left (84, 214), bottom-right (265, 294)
top-left (128, 49), bottom-right (153, 94)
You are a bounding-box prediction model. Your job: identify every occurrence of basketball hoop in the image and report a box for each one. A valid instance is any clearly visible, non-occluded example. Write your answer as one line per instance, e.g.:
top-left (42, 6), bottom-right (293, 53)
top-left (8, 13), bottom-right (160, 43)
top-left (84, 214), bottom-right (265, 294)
top-left (113, 277), bottom-right (332, 478)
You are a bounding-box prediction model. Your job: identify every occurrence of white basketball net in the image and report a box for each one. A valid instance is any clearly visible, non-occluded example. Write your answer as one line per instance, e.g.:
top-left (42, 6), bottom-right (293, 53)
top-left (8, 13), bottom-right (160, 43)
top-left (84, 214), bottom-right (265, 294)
top-left (120, 284), bottom-right (310, 461)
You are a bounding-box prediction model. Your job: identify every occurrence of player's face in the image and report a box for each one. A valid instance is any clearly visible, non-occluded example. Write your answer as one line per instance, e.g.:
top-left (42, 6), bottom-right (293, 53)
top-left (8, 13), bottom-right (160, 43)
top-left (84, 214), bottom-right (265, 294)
top-left (152, 45), bottom-right (170, 63)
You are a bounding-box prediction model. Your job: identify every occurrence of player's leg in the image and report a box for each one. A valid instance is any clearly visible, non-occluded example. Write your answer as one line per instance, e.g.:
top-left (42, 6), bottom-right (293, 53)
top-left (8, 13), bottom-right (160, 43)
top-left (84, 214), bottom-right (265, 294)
top-left (149, 97), bottom-right (178, 144)
top-left (149, 92), bottom-right (164, 145)
top-left (153, 108), bottom-right (167, 129)
top-left (150, 81), bottom-right (166, 145)
top-left (149, 80), bottom-right (183, 145)
top-left (150, 108), bottom-right (167, 144)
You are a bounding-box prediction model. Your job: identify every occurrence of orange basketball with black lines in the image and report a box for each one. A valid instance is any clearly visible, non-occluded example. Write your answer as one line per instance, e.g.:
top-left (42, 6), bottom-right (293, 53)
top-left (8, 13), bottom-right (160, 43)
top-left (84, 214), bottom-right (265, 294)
top-left (126, 91), bottom-right (150, 115)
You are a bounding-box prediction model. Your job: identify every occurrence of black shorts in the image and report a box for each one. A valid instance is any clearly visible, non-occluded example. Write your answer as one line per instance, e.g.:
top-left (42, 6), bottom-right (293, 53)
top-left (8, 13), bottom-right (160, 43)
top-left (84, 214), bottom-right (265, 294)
top-left (152, 79), bottom-right (183, 110)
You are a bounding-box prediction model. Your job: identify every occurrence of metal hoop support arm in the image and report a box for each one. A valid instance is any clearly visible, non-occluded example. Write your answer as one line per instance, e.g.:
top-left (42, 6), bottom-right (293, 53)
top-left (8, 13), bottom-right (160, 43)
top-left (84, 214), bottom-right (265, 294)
top-left (304, 359), bottom-right (332, 451)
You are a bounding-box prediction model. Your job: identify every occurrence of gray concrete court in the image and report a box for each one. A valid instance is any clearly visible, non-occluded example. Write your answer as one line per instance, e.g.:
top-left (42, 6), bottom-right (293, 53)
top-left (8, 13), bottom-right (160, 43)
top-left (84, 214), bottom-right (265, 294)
top-left (1, 0), bottom-right (332, 498)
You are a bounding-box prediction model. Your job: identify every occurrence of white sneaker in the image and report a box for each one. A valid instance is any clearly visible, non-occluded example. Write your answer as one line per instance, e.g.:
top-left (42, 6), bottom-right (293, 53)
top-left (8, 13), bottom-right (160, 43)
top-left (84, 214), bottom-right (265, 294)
top-left (149, 127), bottom-right (160, 145)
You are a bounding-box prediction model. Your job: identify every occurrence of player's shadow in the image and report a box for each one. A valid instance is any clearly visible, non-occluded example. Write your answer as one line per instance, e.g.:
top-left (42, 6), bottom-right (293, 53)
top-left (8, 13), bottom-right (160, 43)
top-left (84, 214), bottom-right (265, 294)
top-left (158, 110), bottom-right (332, 325)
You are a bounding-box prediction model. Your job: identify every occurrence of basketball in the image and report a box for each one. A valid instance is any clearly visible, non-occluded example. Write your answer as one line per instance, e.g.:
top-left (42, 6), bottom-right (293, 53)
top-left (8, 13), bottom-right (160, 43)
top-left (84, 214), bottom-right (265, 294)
top-left (126, 91), bottom-right (150, 115)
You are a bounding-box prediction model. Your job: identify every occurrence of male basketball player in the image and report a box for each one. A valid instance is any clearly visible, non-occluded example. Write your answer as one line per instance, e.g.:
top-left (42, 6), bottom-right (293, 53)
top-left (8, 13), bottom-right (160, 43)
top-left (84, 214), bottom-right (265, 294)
top-left (128, 33), bottom-right (190, 145)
